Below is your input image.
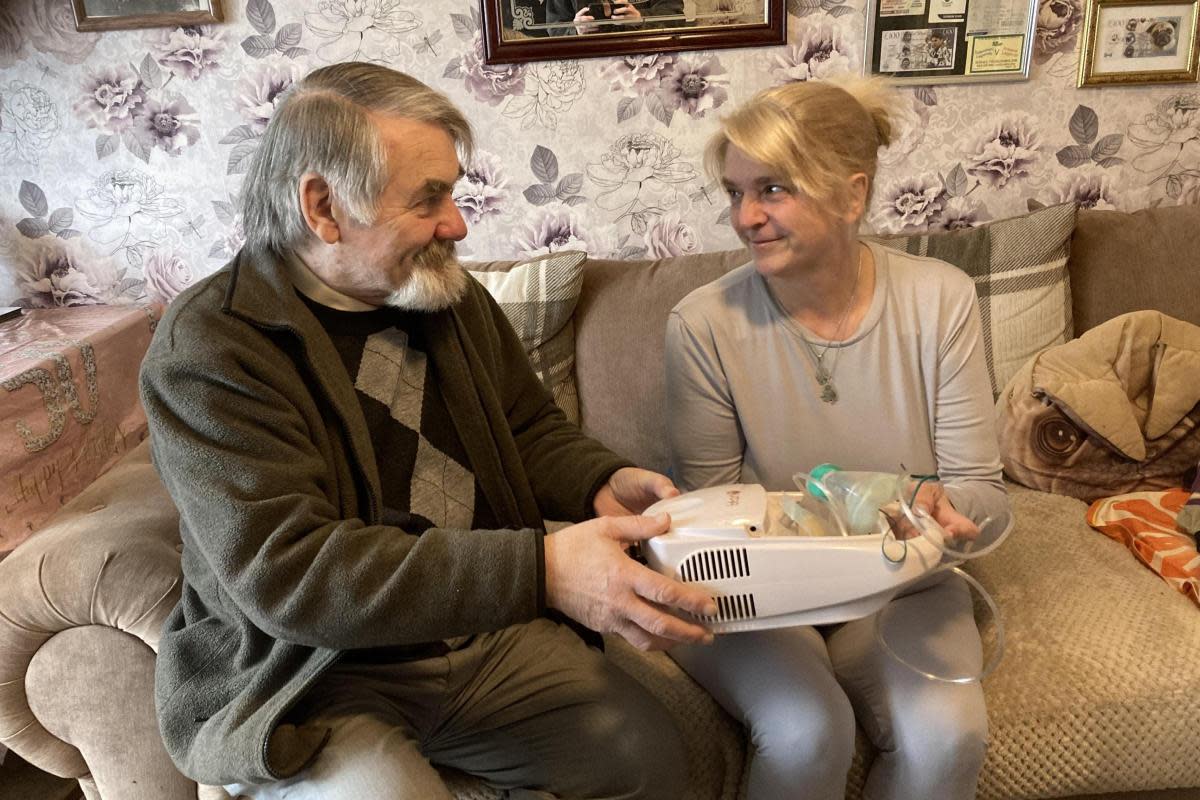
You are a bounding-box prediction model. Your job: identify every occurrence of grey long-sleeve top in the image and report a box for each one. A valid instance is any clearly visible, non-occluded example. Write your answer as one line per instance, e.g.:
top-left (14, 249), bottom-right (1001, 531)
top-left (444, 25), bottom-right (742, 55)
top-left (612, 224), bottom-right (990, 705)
top-left (665, 241), bottom-right (1008, 525)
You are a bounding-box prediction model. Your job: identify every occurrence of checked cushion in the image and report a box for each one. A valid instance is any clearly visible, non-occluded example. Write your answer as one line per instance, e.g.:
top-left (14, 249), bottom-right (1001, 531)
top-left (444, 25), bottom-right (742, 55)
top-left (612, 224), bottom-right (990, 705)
top-left (872, 202), bottom-right (1077, 396)
top-left (467, 251), bottom-right (586, 425)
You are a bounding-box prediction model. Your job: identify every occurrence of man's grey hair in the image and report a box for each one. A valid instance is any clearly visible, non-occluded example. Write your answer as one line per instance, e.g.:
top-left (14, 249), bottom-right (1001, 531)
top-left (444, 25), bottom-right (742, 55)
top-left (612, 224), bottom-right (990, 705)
top-left (241, 62), bottom-right (474, 255)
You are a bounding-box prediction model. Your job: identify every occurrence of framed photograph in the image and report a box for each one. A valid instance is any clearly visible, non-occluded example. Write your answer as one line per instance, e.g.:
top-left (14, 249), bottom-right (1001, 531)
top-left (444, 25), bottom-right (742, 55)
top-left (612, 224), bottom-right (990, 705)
top-left (864, 0), bottom-right (1037, 84)
top-left (1078, 0), bottom-right (1200, 85)
top-left (72, 0), bottom-right (224, 32)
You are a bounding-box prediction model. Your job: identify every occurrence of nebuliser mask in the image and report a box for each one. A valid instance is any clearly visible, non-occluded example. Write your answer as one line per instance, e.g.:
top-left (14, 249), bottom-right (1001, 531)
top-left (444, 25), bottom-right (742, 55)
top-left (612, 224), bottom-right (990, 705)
top-left (640, 466), bottom-right (1013, 683)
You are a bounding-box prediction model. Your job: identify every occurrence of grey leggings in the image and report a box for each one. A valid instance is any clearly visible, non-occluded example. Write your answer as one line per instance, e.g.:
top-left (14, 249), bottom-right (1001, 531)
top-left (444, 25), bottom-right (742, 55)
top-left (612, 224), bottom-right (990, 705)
top-left (671, 573), bottom-right (988, 800)
top-left (227, 619), bottom-right (686, 800)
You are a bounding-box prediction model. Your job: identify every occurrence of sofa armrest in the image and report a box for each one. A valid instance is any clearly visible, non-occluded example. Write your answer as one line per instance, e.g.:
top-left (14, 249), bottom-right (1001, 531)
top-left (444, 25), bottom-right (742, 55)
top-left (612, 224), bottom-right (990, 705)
top-left (0, 440), bottom-right (183, 782)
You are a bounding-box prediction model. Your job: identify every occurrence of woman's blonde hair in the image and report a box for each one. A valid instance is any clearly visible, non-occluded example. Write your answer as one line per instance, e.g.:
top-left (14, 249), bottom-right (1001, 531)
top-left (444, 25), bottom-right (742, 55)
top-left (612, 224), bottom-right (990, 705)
top-left (704, 78), bottom-right (895, 215)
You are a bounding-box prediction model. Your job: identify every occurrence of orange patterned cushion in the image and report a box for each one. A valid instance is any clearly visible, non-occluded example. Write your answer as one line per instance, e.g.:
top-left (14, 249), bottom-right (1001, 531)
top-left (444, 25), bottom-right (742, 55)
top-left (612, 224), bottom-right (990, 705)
top-left (1087, 489), bottom-right (1200, 608)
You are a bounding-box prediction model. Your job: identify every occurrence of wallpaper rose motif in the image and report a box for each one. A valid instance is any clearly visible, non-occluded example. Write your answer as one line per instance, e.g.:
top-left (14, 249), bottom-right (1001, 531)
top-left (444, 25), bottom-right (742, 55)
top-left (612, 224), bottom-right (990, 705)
top-left (153, 25), bottom-right (227, 80)
top-left (143, 250), bottom-right (195, 305)
top-left (455, 150), bottom-right (511, 225)
top-left (878, 91), bottom-right (933, 168)
top-left (76, 66), bottom-right (147, 135)
top-left (874, 173), bottom-right (946, 231)
top-left (660, 56), bottom-right (730, 119)
top-left (767, 19), bottom-right (856, 82)
top-left (456, 33), bottom-right (527, 106)
top-left (0, 0), bottom-right (1197, 310)
top-left (1128, 93), bottom-right (1200, 178)
top-left (961, 113), bottom-right (1043, 188)
top-left (1034, 0), bottom-right (1083, 64)
top-left (235, 63), bottom-right (299, 132)
top-left (513, 204), bottom-right (597, 257)
top-left (645, 209), bottom-right (701, 257)
top-left (75, 170), bottom-right (184, 253)
top-left (0, 83), bottom-right (62, 166)
top-left (22, 2), bottom-right (100, 65)
top-left (0, 6), bottom-right (25, 69)
top-left (589, 132), bottom-right (697, 213)
top-left (504, 60), bottom-right (586, 130)
top-left (305, 0), bottom-right (418, 63)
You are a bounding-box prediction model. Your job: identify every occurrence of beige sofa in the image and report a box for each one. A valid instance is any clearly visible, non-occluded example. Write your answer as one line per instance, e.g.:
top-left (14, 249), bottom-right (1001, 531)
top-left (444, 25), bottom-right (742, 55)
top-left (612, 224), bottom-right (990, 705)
top-left (2, 204), bottom-right (1199, 800)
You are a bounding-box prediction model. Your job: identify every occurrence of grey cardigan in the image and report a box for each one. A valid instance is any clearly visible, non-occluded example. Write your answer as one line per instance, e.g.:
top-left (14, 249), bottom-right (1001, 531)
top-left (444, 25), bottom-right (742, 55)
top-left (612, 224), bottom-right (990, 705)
top-left (139, 247), bottom-right (629, 785)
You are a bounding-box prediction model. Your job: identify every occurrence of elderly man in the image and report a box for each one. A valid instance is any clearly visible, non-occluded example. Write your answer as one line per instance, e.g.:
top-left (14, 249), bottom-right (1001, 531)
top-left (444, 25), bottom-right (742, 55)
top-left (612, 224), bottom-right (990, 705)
top-left (140, 62), bottom-right (714, 800)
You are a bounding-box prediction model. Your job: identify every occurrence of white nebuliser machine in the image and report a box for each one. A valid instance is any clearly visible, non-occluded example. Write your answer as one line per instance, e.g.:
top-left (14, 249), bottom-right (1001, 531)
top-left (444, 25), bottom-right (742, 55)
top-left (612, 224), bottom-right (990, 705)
top-left (640, 468), bottom-right (1012, 682)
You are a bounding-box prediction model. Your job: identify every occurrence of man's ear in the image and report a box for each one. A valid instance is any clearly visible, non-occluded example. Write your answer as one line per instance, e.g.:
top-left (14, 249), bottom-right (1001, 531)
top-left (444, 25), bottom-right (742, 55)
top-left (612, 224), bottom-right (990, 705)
top-left (299, 172), bottom-right (340, 245)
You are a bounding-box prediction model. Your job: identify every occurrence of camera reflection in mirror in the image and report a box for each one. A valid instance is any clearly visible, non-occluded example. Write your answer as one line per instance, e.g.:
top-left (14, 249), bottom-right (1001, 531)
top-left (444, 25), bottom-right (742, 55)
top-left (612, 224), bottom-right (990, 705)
top-left (501, 0), bottom-right (765, 40)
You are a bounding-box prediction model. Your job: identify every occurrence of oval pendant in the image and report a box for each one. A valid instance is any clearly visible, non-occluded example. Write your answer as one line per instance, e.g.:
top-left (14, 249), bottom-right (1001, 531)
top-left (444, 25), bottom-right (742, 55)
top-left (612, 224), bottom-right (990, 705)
top-left (821, 383), bottom-right (838, 404)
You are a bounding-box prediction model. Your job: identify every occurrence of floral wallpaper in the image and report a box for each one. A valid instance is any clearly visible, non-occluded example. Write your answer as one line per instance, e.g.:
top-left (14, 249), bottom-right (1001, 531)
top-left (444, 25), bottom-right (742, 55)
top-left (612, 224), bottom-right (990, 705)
top-left (0, 0), bottom-right (1198, 309)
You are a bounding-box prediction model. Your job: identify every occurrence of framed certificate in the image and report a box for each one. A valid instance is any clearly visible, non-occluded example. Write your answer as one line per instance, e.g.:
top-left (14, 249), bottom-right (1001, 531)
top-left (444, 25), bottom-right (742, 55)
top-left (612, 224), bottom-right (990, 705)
top-left (865, 0), bottom-right (1036, 83)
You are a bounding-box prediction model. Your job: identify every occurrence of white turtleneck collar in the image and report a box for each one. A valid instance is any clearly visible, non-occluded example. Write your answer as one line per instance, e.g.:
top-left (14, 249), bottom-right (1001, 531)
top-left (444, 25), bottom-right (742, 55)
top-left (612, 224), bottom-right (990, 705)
top-left (283, 250), bottom-right (379, 312)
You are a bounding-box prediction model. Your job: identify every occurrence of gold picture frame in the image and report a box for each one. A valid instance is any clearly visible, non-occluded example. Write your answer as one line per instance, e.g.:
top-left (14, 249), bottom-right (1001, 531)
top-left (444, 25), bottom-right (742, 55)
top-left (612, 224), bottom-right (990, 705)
top-left (72, 0), bottom-right (224, 32)
top-left (1078, 0), bottom-right (1200, 85)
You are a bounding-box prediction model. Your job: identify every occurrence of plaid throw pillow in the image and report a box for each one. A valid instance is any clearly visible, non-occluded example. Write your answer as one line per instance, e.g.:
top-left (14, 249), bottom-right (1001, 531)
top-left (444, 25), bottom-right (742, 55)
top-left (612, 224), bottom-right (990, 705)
top-left (467, 251), bottom-right (586, 424)
top-left (871, 203), bottom-right (1078, 396)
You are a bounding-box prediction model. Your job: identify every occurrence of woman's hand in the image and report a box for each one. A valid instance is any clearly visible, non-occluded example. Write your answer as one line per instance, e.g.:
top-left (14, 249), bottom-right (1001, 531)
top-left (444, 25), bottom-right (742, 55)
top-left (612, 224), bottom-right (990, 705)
top-left (594, 467), bottom-right (679, 516)
top-left (887, 481), bottom-right (979, 541)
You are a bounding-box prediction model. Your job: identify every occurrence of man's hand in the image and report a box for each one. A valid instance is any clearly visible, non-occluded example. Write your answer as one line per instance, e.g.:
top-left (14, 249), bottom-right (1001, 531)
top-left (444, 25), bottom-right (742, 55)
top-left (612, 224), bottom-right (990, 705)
top-left (572, 3), bottom-right (602, 33)
top-left (572, 1), bottom-right (641, 33)
top-left (545, 513), bottom-right (716, 651)
top-left (609, 0), bottom-right (644, 21)
top-left (594, 466), bottom-right (679, 516)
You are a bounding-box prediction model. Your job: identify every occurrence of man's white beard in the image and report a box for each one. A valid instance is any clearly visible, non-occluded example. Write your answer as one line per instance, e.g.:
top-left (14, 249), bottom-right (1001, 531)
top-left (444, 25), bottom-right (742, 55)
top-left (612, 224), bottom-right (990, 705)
top-left (385, 241), bottom-right (469, 312)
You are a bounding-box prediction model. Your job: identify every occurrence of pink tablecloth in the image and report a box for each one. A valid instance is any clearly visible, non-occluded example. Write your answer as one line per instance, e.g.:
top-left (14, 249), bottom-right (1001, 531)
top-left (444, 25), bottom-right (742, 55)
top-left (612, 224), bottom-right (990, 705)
top-left (0, 305), bottom-right (161, 554)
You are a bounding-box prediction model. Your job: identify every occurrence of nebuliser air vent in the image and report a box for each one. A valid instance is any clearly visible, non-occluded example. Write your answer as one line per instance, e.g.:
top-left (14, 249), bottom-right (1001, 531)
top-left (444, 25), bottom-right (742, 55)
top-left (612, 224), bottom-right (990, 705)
top-left (678, 547), bottom-right (750, 582)
top-left (696, 593), bottom-right (758, 623)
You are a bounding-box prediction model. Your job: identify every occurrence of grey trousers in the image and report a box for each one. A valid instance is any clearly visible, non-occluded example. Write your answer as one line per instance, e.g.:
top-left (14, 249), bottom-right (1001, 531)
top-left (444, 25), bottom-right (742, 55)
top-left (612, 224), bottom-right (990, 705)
top-left (671, 573), bottom-right (988, 800)
top-left (227, 619), bottom-right (686, 800)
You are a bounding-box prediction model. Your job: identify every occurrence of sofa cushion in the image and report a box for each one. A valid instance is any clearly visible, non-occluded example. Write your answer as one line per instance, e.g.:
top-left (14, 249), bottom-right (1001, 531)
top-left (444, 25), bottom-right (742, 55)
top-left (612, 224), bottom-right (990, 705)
top-left (574, 248), bottom-right (751, 472)
top-left (872, 202), bottom-right (1077, 396)
top-left (466, 251), bottom-right (586, 424)
top-left (1087, 488), bottom-right (1200, 607)
top-left (967, 485), bottom-right (1200, 798)
top-left (1070, 203), bottom-right (1200, 335)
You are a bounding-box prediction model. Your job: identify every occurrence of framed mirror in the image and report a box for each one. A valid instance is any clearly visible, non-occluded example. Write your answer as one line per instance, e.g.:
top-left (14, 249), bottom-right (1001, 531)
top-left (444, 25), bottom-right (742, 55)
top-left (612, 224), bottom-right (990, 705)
top-left (72, 0), bottom-right (224, 31)
top-left (480, 0), bottom-right (786, 64)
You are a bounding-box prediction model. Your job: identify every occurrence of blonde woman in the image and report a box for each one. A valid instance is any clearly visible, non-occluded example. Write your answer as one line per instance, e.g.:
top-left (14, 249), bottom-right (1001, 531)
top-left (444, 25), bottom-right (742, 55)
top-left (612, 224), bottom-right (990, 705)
top-left (664, 79), bottom-right (1010, 799)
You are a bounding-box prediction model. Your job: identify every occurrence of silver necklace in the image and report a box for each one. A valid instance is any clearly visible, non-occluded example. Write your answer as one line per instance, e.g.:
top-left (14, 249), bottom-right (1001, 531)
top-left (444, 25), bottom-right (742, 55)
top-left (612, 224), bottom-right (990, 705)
top-left (799, 255), bottom-right (862, 404)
